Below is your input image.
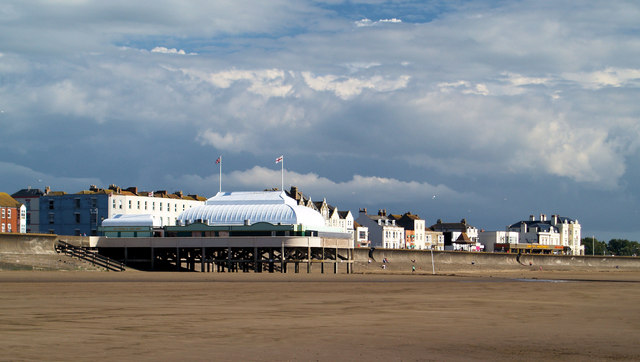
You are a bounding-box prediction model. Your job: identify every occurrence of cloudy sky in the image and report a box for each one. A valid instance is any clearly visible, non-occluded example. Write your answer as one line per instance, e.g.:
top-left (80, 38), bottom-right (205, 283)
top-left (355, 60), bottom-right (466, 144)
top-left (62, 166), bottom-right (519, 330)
top-left (1, 0), bottom-right (639, 241)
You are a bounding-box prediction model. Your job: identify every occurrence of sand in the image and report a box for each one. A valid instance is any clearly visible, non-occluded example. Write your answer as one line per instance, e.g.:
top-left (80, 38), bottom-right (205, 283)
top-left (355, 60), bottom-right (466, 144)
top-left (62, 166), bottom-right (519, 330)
top-left (1, 270), bottom-right (639, 361)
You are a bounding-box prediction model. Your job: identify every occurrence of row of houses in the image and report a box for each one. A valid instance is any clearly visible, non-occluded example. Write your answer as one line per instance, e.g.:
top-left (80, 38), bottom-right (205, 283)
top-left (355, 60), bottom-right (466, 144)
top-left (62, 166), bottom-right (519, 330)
top-left (2, 184), bottom-right (584, 255)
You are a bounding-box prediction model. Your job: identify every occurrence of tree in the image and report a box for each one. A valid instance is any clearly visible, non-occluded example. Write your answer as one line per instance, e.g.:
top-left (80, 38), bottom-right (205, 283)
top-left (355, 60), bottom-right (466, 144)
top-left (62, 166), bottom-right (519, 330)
top-left (607, 239), bottom-right (640, 256)
top-left (581, 237), bottom-right (608, 255)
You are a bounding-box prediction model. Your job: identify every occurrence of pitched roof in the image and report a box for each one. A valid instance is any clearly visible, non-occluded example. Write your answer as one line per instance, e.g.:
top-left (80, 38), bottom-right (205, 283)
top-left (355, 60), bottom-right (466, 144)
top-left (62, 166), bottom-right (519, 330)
top-left (11, 188), bottom-right (45, 198)
top-left (454, 232), bottom-right (474, 244)
top-left (0, 192), bottom-right (22, 208)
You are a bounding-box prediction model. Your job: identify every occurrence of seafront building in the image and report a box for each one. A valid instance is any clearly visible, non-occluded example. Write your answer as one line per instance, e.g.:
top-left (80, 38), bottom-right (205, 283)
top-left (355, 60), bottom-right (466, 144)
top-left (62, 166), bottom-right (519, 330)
top-left (38, 184), bottom-right (206, 236)
top-left (429, 219), bottom-right (482, 251)
top-left (356, 209), bottom-right (405, 249)
top-left (505, 214), bottom-right (584, 255)
top-left (389, 212), bottom-right (427, 250)
top-left (12, 187), bottom-right (47, 233)
top-left (0, 192), bottom-right (26, 233)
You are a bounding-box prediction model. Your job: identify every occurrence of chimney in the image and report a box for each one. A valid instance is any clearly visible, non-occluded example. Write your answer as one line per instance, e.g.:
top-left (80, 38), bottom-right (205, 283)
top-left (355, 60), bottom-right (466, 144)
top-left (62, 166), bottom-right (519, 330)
top-left (359, 208), bottom-right (367, 214)
top-left (529, 214), bottom-right (535, 221)
top-left (174, 191), bottom-right (183, 198)
top-left (45, 186), bottom-right (51, 195)
top-left (540, 214), bottom-right (546, 221)
top-left (552, 214), bottom-right (558, 225)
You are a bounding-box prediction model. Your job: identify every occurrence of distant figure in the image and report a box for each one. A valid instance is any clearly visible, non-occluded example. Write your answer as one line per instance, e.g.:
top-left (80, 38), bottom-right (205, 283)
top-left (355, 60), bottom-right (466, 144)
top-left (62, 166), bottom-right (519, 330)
top-left (368, 259), bottom-right (372, 264)
top-left (382, 264), bottom-right (386, 270)
top-left (529, 261), bottom-right (532, 266)
top-left (412, 265), bottom-right (416, 273)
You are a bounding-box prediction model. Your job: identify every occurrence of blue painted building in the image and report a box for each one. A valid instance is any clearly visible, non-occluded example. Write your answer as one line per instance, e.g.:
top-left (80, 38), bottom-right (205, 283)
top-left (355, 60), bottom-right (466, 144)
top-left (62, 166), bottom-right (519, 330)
top-left (39, 191), bottom-right (109, 236)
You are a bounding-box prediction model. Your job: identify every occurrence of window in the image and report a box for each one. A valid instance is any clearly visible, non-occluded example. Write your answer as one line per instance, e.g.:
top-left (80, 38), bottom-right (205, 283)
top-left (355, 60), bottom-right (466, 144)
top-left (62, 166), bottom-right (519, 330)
top-left (7, 209), bottom-right (11, 218)
top-left (152, 202), bottom-right (155, 211)
top-left (137, 201), bottom-right (140, 209)
top-left (49, 213), bottom-right (55, 224)
top-left (145, 201), bottom-right (148, 210)
top-left (112, 200), bottom-right (116, 209)
top-left (49, 200), bottom-right (54, 210)
top-left (160, 202), bottom-right (163, 211)
top-left (359, 231), bottom-right (366, 239)
top-left (7, 223), bottom-right (12, 232)
top-left (118, 200), bottom-right (122, 209)
top-left (75, 213), bottom-right (81, 223)
top-left (128, 200), bottom-right (132, 209)
top-left (25, 199), bottom-right (31, 208)
top-left (91, 198), bottom-right (97, 208)
top-left (1, 223), bottom-right (4, 232)
top-left (74, 198), bottom-right (81, 208)
top-left (1, 208), bottom-right (4, 218)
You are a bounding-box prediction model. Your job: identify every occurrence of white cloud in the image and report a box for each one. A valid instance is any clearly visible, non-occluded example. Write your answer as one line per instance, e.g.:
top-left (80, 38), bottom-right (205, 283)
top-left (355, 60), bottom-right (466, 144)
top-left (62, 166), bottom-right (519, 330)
top-left (179, 68), bottom-right (293, 98)
top-left (502, 72), bottom-right (551, 87)
top-left (513, 120), bottom-right (625, 188)
top-left (438, 81), bottom-right (490, 96)
top-left (151, 46), bottom-right (188, 55)
top-left (302, 72), bottom-right (410, 99)
top-left (197, 130), bottom-right (250, 150)
top-left (563, 67), bottom-right (640, 89)
top-left (355, 18), bottom-right (402, 27)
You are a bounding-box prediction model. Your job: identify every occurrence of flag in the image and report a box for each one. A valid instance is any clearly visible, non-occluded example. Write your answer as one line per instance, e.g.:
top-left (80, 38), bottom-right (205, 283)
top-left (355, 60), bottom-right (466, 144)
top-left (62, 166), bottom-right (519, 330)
top-left (275, 155), bottom-right (283, 164)
top-left (216, 156), bottom-right (221, 164)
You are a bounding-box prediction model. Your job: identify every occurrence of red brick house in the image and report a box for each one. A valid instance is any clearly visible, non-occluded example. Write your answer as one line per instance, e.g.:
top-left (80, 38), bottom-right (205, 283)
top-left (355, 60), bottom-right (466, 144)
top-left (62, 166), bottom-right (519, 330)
top-left (0, 192), bottom-right (24, 233)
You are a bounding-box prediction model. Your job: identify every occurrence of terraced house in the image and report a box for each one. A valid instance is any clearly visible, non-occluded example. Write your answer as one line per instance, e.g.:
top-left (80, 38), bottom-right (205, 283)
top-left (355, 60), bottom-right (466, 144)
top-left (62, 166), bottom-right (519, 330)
top-left (0, 192), bottom-right (26, 234)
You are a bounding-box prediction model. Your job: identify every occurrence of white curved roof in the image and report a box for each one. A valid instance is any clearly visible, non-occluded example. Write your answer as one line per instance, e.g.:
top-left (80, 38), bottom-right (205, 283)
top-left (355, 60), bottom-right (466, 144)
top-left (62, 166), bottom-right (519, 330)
top-left (102, 214), bottom-right (161, 227)
top-left (177, 191), bottom-right (327, 228)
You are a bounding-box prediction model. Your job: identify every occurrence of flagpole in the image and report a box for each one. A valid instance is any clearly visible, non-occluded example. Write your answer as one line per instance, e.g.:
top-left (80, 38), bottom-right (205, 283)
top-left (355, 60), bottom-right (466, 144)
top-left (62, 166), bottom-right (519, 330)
top-left (281, 156), bottom-right (284, 191)
top-left (218, 155), bottom-right (222, 193)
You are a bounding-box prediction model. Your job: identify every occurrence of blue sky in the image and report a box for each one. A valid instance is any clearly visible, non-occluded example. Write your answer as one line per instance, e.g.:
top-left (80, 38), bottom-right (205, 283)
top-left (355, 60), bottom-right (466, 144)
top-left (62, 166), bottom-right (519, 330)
top-left (1, 0), bottom-right (639, 241)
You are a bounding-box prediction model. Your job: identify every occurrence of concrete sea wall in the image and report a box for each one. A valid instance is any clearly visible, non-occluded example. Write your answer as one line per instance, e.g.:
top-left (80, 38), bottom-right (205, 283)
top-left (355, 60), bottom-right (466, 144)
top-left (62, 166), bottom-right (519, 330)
top-left (353, 248), bottom-right (640, 273)
top-left (0, 233), bottom-right (58, 255)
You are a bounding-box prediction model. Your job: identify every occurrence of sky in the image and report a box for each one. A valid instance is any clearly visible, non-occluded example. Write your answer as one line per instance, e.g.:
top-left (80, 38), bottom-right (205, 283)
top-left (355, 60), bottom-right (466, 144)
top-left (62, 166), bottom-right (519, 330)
top-left (1, 0), bottom-right (639, 241)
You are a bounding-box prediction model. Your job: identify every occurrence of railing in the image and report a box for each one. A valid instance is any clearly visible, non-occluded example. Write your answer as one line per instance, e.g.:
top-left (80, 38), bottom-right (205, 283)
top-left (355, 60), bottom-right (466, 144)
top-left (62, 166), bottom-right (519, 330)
top-left (55, 240), bottom-right (125, 272)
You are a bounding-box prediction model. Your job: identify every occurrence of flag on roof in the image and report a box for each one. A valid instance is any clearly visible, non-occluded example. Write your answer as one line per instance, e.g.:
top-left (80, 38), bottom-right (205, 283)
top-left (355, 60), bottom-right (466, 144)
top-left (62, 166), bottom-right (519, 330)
top-left (216, 156), bottom-right (221, 164)
top-left (275, 155), bottom-right (283, 164)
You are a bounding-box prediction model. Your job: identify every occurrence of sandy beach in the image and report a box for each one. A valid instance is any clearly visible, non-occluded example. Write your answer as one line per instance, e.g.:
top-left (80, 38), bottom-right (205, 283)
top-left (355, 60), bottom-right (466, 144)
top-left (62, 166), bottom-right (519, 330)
top-left (1, 270), bottom-right (639, 361)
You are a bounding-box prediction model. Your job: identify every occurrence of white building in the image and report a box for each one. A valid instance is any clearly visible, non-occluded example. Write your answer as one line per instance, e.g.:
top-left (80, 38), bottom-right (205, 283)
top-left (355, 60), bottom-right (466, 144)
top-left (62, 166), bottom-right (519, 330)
top-left (354, 221), bottom-right (370, 248)
top-left (107, 188), bottom-right (206, 227)
top-left (356, 209), bottom-right (405, 249)
top-left (424, 228), bottom-right (445, 250)
top-left (507, 214), bottom-right (583, 255)
top-left (390, 212), bottom-right (427, 250)
top-left (478, 231), bottom-right (519, 252)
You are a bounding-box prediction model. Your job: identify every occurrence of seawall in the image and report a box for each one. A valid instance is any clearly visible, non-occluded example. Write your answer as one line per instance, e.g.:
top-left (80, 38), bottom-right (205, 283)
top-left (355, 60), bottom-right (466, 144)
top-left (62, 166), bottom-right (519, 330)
top-left (0, 233), bottom-right (58, 255)
top-left (353, 248), bottom-right (640, 273)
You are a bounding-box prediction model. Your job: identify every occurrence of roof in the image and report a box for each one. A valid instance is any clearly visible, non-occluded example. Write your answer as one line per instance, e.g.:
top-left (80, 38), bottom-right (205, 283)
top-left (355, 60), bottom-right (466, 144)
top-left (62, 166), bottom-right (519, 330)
top-left (0, 192), bottom-right (22, 208)
top-left (508, 220), bottom-right (558, 233)
top-left (11, 188), bottom-right (45, 198)
top-left (102, 214), bottom-right (161, 227)
top-left (177, 191), bottom-right (327, 228)
top-left (454, 232), bottom-right (474, 244)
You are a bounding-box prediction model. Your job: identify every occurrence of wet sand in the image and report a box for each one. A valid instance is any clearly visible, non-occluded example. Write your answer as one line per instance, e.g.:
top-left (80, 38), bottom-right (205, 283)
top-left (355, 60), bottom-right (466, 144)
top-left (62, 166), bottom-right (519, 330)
top-left (1, 271), bottom-right (639, 361)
